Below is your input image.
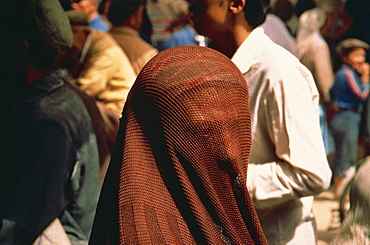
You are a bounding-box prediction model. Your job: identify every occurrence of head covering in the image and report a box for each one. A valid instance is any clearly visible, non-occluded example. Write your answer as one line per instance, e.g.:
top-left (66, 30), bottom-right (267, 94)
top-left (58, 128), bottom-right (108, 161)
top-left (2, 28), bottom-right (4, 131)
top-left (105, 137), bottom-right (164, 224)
top-left (2, 0), bottom-right (73, 70)
top-left (297, 7), bottom-right (326, 42)
top-left (336, 38), bottom-right (370, 55)
top-left (24, 0), bottom-right (73, 58)
top-left (90, 46), bottom-right (267, 244)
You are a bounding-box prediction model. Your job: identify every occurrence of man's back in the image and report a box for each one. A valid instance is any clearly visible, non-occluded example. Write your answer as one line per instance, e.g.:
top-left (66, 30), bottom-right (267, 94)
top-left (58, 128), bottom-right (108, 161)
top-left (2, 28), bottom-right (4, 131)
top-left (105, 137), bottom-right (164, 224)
top-left (232, 27), bottom-right (331, 245)
top-left (109, 26), bottom-right (158, 75)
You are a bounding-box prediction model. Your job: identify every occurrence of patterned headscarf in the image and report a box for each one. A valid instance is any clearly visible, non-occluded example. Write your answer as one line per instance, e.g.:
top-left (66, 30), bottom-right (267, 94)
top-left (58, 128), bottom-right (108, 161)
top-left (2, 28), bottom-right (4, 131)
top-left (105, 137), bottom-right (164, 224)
top-left (90, 46), bottom-right (267, 244)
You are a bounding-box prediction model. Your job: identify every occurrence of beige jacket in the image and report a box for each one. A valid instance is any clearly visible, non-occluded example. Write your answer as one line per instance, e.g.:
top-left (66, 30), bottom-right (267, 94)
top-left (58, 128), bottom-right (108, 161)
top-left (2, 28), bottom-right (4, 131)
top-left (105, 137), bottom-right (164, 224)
top-left (74, 30), bottom-right (136, 112)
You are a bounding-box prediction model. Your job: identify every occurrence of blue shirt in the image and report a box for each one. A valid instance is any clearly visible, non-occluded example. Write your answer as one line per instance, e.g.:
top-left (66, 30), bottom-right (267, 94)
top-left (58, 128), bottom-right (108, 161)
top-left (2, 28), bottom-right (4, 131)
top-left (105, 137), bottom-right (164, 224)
top-left (89, 15), bottom-right (109, 32)
top-left (330, 65), bottom-right (369, 109)
top-left (162, 25), bottom-right (198, 50)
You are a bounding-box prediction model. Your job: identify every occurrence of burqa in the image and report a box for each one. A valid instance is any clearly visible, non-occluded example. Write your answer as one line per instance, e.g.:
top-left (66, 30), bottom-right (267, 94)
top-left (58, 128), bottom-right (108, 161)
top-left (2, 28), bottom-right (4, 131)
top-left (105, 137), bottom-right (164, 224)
top-left (89, 46), bottom-right (267, 244)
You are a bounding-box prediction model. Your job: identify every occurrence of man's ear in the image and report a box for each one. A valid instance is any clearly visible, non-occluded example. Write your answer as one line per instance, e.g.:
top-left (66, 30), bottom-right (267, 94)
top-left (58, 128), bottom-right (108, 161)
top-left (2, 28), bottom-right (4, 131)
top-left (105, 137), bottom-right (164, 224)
top-left (229, 0), bottom-right (245, 13)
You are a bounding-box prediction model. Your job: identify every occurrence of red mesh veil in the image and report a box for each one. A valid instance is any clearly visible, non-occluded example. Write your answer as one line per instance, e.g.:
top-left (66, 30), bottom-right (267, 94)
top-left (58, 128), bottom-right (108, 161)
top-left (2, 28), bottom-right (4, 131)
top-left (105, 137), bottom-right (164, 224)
top-left (90, 46), bottom-right (267, 244)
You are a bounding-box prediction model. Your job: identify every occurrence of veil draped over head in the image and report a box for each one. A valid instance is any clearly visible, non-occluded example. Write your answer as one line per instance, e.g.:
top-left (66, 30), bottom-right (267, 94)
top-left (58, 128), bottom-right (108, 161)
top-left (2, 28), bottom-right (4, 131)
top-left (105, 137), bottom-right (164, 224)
top-left (90, 46), bottom-right (267, 244)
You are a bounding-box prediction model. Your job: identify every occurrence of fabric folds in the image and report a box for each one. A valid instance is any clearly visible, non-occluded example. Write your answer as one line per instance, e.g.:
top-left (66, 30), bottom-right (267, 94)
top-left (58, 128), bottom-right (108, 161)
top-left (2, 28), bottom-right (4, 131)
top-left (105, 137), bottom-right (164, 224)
top-left (90, 46), bottom-right (267, 244)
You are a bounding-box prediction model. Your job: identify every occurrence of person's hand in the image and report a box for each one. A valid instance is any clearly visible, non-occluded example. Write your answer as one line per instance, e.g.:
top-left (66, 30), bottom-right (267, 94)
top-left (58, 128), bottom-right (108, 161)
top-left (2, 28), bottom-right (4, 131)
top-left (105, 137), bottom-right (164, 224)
top-left (358, 62), bottom-right (370, 83)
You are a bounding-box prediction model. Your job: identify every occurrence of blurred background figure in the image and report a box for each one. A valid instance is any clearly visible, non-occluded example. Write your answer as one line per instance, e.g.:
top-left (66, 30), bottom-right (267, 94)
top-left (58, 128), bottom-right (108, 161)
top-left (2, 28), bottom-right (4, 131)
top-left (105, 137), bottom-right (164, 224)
top-left (329, 38), bottom-right (369, 198)
top-left (0, 0), bottom-right (100, 243)
top-left (272, 0), bottom-right (295, 37)
top-left (107, 0), bottom-right (158, 76)
top-left (161, 20), bottom-right (208, 50)
top-left (71, 0), bottom-right (110, 31)
top-left (293, 0), bottom-right (317, 36)
top-left (320, 0), bottom-right (353, 72)
top-left (262, 11), bottom-right (297, 55)
top-left (330, 156), bottom-right (370, 245)
top-left (296, 7), bottom-right (335, 156)
top-left (56, 10), bottom-right (136, 178)
top-left (89, 46), bottom-right (267, 245)
top-left (145, 0), bottom-right (189, 51)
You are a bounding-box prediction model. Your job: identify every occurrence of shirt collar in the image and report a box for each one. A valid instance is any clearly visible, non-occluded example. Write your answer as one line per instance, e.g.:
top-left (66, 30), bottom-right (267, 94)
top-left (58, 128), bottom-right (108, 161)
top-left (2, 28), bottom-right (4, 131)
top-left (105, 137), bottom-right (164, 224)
top-left (231, 27), bottom-right (266, 74)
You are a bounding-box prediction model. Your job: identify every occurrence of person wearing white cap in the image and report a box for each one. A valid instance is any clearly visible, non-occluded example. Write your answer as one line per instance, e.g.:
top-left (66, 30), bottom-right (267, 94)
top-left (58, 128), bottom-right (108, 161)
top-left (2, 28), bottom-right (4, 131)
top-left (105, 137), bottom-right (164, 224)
top-left (296, 7), bottom-right (335, 156)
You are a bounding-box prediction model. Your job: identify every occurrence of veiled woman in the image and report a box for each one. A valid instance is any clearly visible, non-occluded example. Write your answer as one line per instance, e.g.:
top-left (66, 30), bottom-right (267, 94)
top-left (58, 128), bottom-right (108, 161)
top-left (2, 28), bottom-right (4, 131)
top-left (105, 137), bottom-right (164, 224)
top-left (89, 45), bottom-right (267, 244)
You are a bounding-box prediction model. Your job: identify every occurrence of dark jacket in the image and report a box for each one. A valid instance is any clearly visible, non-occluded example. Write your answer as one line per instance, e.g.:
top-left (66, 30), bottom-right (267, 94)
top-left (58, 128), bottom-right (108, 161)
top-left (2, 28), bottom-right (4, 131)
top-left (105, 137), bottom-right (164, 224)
top-left (0, 69), bottom-right (100, 244)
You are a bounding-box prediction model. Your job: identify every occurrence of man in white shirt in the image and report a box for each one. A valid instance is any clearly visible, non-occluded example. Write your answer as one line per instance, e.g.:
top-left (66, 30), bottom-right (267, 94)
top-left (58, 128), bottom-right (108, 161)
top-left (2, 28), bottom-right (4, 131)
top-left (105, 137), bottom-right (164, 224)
top-left (187, 0), bottom-right (332, 244)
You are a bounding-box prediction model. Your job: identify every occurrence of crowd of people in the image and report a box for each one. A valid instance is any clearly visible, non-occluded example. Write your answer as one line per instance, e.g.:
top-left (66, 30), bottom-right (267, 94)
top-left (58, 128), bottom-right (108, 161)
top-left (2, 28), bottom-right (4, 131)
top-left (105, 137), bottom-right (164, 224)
top-left (0, 0), bottom-right (369, 244)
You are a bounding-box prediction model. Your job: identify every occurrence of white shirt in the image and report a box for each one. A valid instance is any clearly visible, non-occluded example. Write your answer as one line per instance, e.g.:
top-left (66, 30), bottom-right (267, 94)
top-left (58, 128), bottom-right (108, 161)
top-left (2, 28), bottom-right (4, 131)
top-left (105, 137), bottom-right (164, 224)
top-left (232, 27), bottom-right (332, 245)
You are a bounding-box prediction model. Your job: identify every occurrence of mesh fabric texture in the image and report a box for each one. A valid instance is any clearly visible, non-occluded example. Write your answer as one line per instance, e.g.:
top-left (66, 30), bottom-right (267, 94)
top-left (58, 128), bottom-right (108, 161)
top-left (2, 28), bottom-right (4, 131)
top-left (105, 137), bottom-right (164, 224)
top-left (90, 46), bottom-right (267, 244)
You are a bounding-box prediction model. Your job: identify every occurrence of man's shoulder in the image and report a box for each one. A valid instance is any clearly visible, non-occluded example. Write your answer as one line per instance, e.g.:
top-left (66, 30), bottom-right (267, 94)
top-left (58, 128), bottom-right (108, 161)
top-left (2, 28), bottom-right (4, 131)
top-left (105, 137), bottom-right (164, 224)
top-left (252, 43), bottom-right (304, 75)
top-left (90, 30), bottom-right (121, 50)
top-left (39, 85), bottom-right (88, 120)
top-left (111, 29), bottom-right (158, 54)
top-left (89, 30), bottom-right (133, 64)
top-left (234, 29), bottom-right (302, 76)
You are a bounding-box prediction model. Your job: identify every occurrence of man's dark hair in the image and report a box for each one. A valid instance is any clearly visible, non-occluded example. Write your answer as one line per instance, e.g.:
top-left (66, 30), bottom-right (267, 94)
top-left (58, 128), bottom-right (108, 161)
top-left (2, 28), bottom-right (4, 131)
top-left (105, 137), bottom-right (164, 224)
top-left (244, 0), bottom-right (270, 28)
top-left (107, 0), bottom-right (145, 26)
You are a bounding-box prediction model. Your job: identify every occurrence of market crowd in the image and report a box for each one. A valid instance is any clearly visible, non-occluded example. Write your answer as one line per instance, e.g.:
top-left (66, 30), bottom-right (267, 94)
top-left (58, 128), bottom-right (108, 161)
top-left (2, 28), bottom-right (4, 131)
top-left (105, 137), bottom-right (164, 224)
top-left (1, 0), bottom-right (369, 244)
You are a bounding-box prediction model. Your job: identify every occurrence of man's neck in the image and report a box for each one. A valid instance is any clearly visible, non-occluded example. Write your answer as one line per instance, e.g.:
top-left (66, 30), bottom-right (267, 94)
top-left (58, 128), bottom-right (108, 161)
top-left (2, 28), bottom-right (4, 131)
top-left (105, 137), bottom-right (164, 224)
top-left (213, 15), bottom-right (254, 58)
top-left (213, 27), bottom-right (252, 58)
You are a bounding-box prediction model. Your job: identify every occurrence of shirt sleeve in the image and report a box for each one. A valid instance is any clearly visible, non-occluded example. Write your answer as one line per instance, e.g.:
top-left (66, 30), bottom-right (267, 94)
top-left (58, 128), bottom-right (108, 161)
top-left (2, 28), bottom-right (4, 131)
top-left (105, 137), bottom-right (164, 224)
top-left (343, 68), bottom-right (369, 100)
top-left (246, 68), bottom-right (332, 211)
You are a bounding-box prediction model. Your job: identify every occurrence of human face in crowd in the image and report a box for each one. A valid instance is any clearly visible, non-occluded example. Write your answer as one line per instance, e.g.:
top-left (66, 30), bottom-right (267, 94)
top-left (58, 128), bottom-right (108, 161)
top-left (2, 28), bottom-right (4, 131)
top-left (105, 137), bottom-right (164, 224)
top-left (342, 48), bottom-right (367, 73)
top-left (72, 0), bottom-right (98, 20)
top-left (187, 0), bottom-right (231, 39)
